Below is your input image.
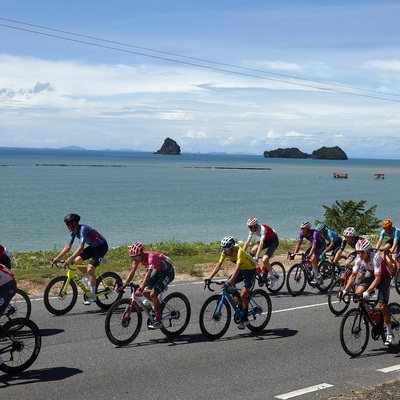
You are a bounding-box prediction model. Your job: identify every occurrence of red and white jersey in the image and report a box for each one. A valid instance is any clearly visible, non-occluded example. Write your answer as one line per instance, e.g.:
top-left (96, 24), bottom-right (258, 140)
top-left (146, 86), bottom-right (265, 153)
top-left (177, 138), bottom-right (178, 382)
top-left (353, 252), bottom-right (392, 278)
top-left (0, 263), bottom-right (14, 287)
top-left (247, 224), bottom-right (277, 242)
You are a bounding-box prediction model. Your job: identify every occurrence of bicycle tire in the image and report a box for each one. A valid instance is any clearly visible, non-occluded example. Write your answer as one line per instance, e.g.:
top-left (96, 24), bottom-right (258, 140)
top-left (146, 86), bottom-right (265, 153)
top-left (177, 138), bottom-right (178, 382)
top-left (387, 302), bottom-right (400, 346)
top-left (340, 308), bottom-right (369, 357)
top-left (160, 292), bottom-right (191, 337)
top-left (394, 269), bottom-right (400, 296)
top-left (104, 298), bottom-right (142, 346)
top-left (43, 276), bottom-right (78, 315)
top-left (328, 277), bottom-right (351, 316)
top-left (286, 263), bottom-right (307, 296)
top-left (199, 294), bottom-right (231, 340)
top-left (316, 260), bottom-right (334, 293)
top-left (267, 261), bottom-right (286, 294)
top-left (0, 318), bottom-right (42, 374)
top-left (247, 289), bottom-right (272, 332)
top-left (0, 288), bottom-right (32, 326)
top-left (95, 271), bottom-right (123, 310)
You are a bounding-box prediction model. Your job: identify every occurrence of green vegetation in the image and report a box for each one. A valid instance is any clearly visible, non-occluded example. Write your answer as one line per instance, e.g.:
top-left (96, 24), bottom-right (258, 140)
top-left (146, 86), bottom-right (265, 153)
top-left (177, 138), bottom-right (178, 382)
top-left (318, 199), bottom-right (380, 235)
top-left (263, 145), bottom-right (347, 160)
top-left (9, 239), bottom-right (297, 285)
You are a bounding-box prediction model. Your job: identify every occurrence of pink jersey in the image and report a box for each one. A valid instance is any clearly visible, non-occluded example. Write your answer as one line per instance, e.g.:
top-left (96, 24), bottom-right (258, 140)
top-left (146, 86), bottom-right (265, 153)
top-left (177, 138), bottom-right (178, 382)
top-left (131, 251), bottom-right (172, 272)
top-left (0, 263), bottom-right (14, 287)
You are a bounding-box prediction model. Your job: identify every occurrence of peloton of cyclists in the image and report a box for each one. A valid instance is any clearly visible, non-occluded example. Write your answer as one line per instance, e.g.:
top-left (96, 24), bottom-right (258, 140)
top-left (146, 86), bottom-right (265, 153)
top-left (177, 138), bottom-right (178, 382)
top-left (375, 218), bottom-right (400, 270)
top-left (205, 236), bottom-right (257, 329)
top-left (342, 238), bottom-right (395, 346)
top-left (292, 221), bottom-right (326, 284)
top-left (243, 217), bottom-right (279, 288)
top-left (118, 242), bottom-right (175, 329)
top-left (51, 213), bottom-right (109, 305)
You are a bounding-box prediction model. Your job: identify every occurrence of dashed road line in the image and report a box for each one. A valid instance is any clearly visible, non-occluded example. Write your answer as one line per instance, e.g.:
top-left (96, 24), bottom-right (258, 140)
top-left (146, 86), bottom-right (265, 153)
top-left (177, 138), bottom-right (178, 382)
top-left (275, 383), bottom-right (333, 399)
top-left (377, 364), bottom-right (400, 373)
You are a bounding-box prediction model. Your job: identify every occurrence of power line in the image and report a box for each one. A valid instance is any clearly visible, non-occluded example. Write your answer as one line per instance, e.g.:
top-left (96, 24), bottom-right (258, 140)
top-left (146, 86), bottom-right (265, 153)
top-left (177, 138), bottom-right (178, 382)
top-left (1, 17), bottom-right (400, 103)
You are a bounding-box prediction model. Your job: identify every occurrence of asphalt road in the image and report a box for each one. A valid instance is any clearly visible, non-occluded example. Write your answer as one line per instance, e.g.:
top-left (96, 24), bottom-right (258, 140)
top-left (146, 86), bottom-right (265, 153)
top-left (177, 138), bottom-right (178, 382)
top-left (1, 280), bottom-right (400, 399)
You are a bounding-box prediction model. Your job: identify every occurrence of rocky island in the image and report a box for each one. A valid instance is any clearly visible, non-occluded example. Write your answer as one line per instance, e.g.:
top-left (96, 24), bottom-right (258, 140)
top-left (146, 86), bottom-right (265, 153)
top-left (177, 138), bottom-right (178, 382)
top-left (154, 138), bottom-right (181, 155)
top-left (263, 146), bottom-right (348, 160)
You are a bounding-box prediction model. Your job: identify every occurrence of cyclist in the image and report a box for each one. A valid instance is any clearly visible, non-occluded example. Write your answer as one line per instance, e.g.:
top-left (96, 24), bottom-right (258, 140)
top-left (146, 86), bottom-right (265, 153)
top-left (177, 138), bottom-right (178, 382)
top-left (292, 221), bottom-right (326, 284)
top-left (205, 236), bottom-right (257, 329)
top-left (316, 223), bottom-right (342, 262)
top-left (119, 242), bottom-right (175, 329)
top-left (332, 227), bottom-right (364, 269)
top-left (243, 217), bottom-right (279, 288)
top-left (342, 238), bottom-right (395, 346)
top-left (51, 213), bottom-right (109, 305)
top-left (0, 244), bottom-right (11, 269)
top-left (375, 219), bottom-right (400, 269)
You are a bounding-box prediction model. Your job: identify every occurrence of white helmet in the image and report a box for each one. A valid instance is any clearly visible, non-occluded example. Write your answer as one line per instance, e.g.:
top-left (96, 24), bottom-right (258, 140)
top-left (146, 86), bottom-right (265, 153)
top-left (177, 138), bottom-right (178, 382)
top-left (300, 221), bottom-right (311, 229)
top-left (221, 236), bottom-right (235, 250)
top-left (355, 238), bottom-right (372, 252)
top-left (343, 227), bottom-right (356, 237)
top-left (247, 217), bottom-right (258, 227)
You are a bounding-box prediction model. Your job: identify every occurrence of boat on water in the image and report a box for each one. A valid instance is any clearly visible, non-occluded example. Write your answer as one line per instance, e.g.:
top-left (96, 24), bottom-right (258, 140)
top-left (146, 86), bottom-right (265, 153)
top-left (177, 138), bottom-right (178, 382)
top-left (333, 172), bottom-right (348, 179)
top-left (374, 173), bottom-right (385, 179)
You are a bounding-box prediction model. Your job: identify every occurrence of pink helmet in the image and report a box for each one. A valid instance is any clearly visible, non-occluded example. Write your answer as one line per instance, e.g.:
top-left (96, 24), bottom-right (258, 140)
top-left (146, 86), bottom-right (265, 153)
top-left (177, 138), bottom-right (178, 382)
top-left (128, 242), bottom-right (144, 257)
top-left (247, 217), bottom-right (258, 227)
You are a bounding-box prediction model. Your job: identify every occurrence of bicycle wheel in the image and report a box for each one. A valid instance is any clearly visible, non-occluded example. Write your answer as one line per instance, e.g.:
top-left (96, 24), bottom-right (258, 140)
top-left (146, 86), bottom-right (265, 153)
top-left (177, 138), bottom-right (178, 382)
top-left (316, 260), bottom-right (334, 293)
top-left (394, 269), bottom-right (400, 296)
top-left (267, 261), bottom-right (286, 294)
top-left (0, 289), bottom-right (32, 326)
top-left (387, 302), bottom-right (400, 345)
top-left (340, 308), bottom-right (369, 357)
top-left (199, 294), bottom-right (231, 340)
top-left (247, 289), bottom-right (272, 332)
top-left (0, 318), bottom-right (42, 374)
top-left (160, 292), bottom-right (191, 337)
top-left (328, 277), bottom-right (351, 316)
top-left (43, 276), bottom-right (78, 316)
top-left (95, 271), bottom-right (123, 310)
top-left (104, 298), bottom-right (142, 346)
top-left (286, 263), bottom-right (307, 296)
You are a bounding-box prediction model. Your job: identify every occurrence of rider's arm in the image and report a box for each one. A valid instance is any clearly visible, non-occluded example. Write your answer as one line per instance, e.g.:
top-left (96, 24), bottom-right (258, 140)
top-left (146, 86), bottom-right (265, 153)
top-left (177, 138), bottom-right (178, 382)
top-left (344, 272), bottom-right (356, 292)
top-left (65, 243), bottom-right (84, 266)
top-left (53, 243), bottom-right (72, 263)
top-left (206, 260), bottom-right (223, 281)
top-left (366, 275), bottom-right (381, 295)
top-left (226, 262), bottom-right (240, 286)
top-left (141, 269), bottom-right (152, 292)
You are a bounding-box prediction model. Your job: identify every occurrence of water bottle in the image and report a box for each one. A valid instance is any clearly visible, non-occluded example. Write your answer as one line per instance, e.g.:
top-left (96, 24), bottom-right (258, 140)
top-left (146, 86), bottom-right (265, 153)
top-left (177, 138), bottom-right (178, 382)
top-left (143, 299), bottom-right (153, 312)
top-left (79, 277), bottom-right (88, 289)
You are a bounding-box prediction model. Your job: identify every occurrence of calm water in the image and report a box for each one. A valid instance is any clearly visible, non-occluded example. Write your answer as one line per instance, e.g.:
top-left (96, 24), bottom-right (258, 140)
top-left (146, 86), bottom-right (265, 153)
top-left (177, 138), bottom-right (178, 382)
top-left (1, 147), bottom-right (399, 253)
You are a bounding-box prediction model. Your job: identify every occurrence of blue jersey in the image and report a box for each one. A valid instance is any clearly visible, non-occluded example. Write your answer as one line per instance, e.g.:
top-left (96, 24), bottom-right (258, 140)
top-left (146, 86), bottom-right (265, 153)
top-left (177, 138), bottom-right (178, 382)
top-left (68, 224), bottom-right (106, 247)
top-left (379, 227), bottom-right (400, 242)
top-left (325, 229), bottom-right (342, 244)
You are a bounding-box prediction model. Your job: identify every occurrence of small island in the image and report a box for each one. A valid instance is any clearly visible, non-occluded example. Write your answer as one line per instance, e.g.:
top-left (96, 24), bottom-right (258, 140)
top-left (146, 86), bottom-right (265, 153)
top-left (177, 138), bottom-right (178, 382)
top-left (263, 146), bottom-right (348, 160)
top-left (154, 138), bottom-right (181, 155)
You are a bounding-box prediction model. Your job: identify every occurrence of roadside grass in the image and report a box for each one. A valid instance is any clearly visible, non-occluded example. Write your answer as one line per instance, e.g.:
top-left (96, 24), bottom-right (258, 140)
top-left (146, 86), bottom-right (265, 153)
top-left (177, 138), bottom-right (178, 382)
top-left (9, 239), bottom-right (298, 284)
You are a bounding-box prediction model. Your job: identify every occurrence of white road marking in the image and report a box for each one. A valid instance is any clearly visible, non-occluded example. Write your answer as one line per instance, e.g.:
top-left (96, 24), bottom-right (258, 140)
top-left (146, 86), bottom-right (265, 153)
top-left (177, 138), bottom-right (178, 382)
top-left (275, 383), bottom-right (333, 399)
top-left (377, 364), bottom-right (400, 373)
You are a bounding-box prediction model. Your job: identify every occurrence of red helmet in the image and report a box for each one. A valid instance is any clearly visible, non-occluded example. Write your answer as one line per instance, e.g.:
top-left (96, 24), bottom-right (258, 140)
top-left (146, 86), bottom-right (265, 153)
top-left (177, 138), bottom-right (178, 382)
top-left (128, 242), bottom-right (144, 257)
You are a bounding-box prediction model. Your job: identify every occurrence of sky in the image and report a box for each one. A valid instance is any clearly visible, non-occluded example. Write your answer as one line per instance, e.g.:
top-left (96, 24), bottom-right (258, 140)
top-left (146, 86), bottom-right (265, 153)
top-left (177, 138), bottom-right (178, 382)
top-left (0, 1), bottom-right (400, 159)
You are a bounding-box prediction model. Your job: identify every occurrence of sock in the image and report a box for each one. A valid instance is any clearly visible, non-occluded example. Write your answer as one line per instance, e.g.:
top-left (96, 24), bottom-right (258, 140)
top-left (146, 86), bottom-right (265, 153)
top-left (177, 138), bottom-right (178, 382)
top-left (386, 323), bottom-right (393, 335)
top-left (90, 285), bottom-right (96, 298)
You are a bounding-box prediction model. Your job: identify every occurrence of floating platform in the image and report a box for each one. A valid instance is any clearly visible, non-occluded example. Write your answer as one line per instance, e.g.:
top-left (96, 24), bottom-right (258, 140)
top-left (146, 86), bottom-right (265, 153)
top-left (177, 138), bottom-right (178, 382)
top-left (333, 172), bottom-right (348, 179)
top-left (374, 173), bottom-right (385, 179)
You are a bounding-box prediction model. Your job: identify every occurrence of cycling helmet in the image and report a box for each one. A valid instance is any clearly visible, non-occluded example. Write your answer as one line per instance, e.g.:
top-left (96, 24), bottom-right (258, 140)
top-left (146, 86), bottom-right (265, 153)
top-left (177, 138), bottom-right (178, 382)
top-left (316, 223), bottom-right (326, 232)
top-left (247, 217), bottom-right (258, 227)
top-left (343, 227), bottom-right (356, 237)
top-left (355, 238), bottom-right (372, 252)
top-left (300, 221), bottom-right (311, 229)
top-left (220, 236), bottom-right (235, 250)
top-left (128, 242), bottom-right (144, 257)
top-left (64, 213), bottom-right (81, 223)
top-left (382, 219), bottom-right (392, 229)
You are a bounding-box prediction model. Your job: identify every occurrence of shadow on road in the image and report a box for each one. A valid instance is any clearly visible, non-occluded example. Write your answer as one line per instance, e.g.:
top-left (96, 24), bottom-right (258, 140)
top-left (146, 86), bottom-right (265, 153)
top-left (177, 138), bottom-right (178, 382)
top-left (0, 366), bottom-right (82, 387)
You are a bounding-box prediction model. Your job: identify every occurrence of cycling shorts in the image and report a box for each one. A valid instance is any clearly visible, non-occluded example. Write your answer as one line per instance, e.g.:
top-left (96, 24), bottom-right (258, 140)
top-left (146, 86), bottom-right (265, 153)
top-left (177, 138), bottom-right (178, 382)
top-left (80, 241), bottom-right (108, 267)
top-left (147, 266), bottom-right (175, 294)
top-left (233, 269), bottom-right (256, 289)
top-left (358, 275), bottom-right (391, 304)
top-left (259, 235), bottom-right (279, 258)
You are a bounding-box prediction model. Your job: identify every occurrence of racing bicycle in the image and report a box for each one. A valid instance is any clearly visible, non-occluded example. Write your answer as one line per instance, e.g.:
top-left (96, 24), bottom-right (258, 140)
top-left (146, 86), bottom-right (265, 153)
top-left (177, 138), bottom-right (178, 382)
top-left (286, 252), bottom-right (333, 296)
top-left (104, 283), bottom-right (191, 346)
top-left (0, 288), bottom-right (31, 325)
top-left (0, 317), bottom-right (41, 374)
top-left (199, 280), bottom-right (272, 340)
top-left (252, 261), bottom-right (286, 294)
top-left (340, 294), bottom-right (400, 357)
top-left (44, 260), bottom-right (123, 315)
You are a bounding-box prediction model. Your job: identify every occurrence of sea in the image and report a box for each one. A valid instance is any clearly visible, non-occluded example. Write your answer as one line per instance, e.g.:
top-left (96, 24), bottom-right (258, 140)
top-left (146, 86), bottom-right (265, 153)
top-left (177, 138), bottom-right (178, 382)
top-left (1, 147), bottom-right (399, 253)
